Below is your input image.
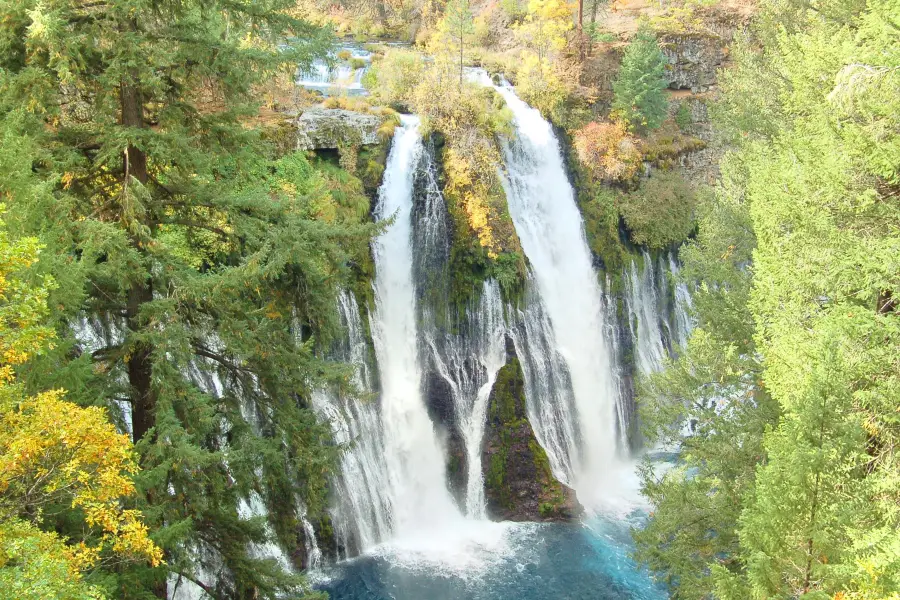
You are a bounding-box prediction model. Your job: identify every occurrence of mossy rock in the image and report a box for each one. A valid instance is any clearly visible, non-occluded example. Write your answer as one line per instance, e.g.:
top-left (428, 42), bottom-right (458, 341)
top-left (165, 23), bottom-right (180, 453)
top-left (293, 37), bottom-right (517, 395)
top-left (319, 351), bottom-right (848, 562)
top-left (481, 354), bottom-right (583, 521)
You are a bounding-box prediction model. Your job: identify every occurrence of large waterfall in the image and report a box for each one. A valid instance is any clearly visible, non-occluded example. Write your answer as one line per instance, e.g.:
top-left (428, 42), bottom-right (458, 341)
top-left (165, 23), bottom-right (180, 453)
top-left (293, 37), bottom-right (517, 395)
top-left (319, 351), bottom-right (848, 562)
top-left (309, 85), bottom-right (692, 597)
top-left (368, 115), bottom-right (462, 535)
top-left (493, 84), bottom-right (624, 507)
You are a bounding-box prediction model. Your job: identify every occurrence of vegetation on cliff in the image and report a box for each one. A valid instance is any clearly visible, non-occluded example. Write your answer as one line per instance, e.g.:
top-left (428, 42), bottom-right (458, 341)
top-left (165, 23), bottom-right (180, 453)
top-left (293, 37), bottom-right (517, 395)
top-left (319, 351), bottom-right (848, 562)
top-left (482, 356), bottom-right (580, 521)
top-left (365, 48), bottom-right (527, 305)
top-left (635, 0), bottom-right (900, 597)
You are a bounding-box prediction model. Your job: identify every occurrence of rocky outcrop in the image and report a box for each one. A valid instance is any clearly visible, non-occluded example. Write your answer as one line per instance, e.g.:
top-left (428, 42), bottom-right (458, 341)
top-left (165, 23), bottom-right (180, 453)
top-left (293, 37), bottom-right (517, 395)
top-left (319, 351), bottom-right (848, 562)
top-left (295, 107), bottom-right (383, 151)
top-left (659, 33), bottom-right (725, 93)
top-left (481, 344), bottom-right (583, 521)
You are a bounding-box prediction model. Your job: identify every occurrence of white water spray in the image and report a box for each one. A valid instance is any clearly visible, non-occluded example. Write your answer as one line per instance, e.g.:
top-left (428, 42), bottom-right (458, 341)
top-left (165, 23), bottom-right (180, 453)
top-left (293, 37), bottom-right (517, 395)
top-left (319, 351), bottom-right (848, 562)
top-left (425, 279), bottom-right (507, 517)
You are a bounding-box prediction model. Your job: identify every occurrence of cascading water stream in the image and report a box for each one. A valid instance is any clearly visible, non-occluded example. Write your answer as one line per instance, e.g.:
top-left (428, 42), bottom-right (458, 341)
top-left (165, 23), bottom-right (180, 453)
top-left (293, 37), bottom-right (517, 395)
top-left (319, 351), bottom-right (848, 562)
top-left (424, 280), bottom-right (506, 517)
top-left (626, 250), bottom-right (669, 375)
top-left (312, 291), bottom-right (391, 557)
top-left (669, 253), bottom-right (695, 349)
top-left (369, 115), bottom-right (462, 536)
top-left (492, 83), bottom-right (623, 507)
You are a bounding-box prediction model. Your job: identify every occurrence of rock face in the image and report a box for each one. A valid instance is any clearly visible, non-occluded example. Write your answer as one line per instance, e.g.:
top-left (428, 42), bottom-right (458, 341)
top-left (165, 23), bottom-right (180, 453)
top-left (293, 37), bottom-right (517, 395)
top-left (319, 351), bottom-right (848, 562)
top-left (660, 33), bottom-right (725, 92)
top-left (481, 346), bottom-right (583, 522)
top-left (423, 370), bottom-right (468, 506)
top-left (295, 107), bottom-right (383, 151)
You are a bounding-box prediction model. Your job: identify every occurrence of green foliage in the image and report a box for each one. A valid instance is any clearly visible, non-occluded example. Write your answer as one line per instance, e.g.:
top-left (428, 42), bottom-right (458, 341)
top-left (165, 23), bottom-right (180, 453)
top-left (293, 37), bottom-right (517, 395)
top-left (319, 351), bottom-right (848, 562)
top-left (585, 22), bottom-right (617, 42)
top-left (634, 157), bottom-right (774, 599)
top-left (634, 0), bottom-right (900, 597)
top-left (674, 101), bottom-right (692, 129)
top-left (0, 0), bottom-right (372, 597)
top-left (0, 520), bottom-right (104, 600)
top-left (612, 26), bottom-right (670, 131)
top-left (618, 170), bottom-right (697, 248)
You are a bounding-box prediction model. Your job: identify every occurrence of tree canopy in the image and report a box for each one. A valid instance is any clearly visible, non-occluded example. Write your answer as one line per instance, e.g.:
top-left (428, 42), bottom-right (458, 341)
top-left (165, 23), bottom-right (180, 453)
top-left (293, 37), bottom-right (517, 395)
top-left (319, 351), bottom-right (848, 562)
top-left (634, 0), bottom-right (900, 597)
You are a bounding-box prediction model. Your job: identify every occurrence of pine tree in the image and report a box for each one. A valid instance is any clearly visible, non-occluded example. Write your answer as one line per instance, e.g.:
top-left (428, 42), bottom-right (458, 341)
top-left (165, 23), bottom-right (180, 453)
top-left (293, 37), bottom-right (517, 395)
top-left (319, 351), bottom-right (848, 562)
top-left (634, 0), bottom-right (900, 596)
top-left (611, 26), bottom-right (669, 131)
top-left (0, 0), bottom-right (374, 597)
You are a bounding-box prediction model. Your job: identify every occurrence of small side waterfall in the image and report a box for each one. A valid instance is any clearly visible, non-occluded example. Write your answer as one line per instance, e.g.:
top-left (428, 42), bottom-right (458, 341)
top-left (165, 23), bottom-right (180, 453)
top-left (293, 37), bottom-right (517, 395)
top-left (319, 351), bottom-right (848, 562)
top-left (624, 249), bottom-right (694, 376)
top-left (669, 253), bottom-right (694, 349)
top-left (424, 280), bottom-right (507, 517)
top-left (494, 83), bottom-right (622, 505)
top-left (369, 115), bottom-right (462, 536)
top-left (312, 291), bottom-right (391, 557)
top-left (509, 285), bottom-right (579, 485)
top-left (625, 251), bottom-right (669, 375)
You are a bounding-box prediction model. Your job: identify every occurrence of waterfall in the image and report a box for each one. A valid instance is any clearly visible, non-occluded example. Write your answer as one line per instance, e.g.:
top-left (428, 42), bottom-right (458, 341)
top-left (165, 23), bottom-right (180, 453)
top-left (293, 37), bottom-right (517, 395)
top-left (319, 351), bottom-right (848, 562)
top-left (669, 252), bottom-right (694, 349)
top-left (509, 285), bottom-right (578, 484)
top-left (369, 115), bottom-right (462, 536)
top-left (424, 279), bottom-right (507, 517)
top-left (624, 249), bottom-right (695, 376)
top-left (625, 250), bottom-right (669, 375)
top-left (493, 83), bottom-right (622, 506)
top-left (312, 291), bottom-right (391, 557)
top-left (296, 44), bottom-right (371, 96)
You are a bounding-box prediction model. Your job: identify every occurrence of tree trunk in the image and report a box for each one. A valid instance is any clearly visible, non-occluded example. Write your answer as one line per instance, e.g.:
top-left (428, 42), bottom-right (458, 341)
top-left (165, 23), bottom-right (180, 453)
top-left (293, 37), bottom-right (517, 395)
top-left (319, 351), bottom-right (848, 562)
top-left (121, 78), bottom-right (165, 599)
top-left (578, 0), bottom-right (585, 60)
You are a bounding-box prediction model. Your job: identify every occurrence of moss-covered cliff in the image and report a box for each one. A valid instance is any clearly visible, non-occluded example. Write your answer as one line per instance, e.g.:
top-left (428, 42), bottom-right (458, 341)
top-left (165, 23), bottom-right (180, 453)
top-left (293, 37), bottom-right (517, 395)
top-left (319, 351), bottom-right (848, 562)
top-left (482, 348), bottom-right (583, 521)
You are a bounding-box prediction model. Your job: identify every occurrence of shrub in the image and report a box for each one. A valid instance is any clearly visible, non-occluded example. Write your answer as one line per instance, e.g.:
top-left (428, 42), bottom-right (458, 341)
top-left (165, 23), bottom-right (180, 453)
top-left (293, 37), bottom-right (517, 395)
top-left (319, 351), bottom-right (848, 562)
top-left (618, 170), bottom-right (697, 248)
top-left (573, 120), bottom-right (642, 181)
top-left (674, 101), bottom-right (692, 129)
top-left (350, 57), bottom-right (367, 70)
top-left (363, 49), bottom-right (426, 105)
top-left (337, 49), bottom-right (352, 61)
top-left (612, 26), bottom-right (670, 131)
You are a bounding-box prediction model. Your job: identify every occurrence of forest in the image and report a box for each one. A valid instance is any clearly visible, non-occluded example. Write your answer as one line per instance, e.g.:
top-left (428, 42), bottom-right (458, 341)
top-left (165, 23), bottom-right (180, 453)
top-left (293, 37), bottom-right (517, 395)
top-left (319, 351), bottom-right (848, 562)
top-left (0, 0), bottom-right (896, 598)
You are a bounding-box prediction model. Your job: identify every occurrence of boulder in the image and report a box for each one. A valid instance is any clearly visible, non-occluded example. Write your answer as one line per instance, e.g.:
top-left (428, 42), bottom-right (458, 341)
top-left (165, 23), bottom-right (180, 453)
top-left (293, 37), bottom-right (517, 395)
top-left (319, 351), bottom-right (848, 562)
top-left (295, 107), bottom-right (383, 151)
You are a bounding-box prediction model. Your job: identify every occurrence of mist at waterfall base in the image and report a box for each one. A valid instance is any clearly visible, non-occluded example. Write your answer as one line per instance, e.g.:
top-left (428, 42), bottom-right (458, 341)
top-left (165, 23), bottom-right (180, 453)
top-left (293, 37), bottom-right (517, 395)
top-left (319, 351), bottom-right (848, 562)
top-left (311, 85), bottom-right (688, 599)
top-left (315, 516), bottom-right (665, 600)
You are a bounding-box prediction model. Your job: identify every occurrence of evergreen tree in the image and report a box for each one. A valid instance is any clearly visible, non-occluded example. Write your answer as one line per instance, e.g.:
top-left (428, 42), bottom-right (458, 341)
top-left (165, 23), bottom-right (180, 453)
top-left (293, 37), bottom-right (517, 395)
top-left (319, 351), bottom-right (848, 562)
top-left (0, 0), bottom-right (374, 597)
top-left (634, 163), bottom-right (778, 599)
top-left (611, 26), bottom-right (669, 131)
top-left (634, 0), bottom-right (900, 596)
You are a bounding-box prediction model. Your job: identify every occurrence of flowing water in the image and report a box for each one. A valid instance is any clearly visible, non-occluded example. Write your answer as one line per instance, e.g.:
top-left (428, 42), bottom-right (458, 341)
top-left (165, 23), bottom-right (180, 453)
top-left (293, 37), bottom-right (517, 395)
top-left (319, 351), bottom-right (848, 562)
top-left (313, 291), bottom-right (392, 557)
top-left (296, 43), bottom-right (371, 96)
top-left (369, 115), bottom-right (462, 535)
top-left (493, 83), bottom-right (626, 509)
top-left (151, 81), bottom-right (692, 598)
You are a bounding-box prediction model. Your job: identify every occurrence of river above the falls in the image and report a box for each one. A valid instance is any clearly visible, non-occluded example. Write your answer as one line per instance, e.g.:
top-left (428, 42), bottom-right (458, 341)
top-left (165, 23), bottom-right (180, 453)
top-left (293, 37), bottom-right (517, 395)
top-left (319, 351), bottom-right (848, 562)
top-left (313, 513), bottom-right (666, 600)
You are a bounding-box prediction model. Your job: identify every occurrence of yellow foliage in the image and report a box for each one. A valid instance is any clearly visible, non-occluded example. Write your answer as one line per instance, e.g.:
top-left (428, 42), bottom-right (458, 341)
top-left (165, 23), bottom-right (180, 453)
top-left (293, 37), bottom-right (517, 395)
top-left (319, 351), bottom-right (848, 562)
top-left (573, 119), bottom-right (642, 181)
top-left (0, 214), bottom-right (163, 583)
top-left (444, 149), bottom-right (498, 256)
top-left (0, 389), bottom-right (163, 568)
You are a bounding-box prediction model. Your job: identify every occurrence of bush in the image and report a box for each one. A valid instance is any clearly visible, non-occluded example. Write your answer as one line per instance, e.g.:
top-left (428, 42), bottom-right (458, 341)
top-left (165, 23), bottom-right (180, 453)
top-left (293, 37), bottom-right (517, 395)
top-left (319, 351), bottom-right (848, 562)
top-left (612, 26), bottom-right (669, 131)
top-left (363, 49), bottom-right (426, 105)
top-left (674, 101), bottom-right (692, 129)
top-left (573, 120), bottom-right (642, 182)
top-left (350, 57), bottom-right (367, 70)
top-left (337, 49), bottom-right (352, 61)
top-left (618, 170), bottom-right (696, 248)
